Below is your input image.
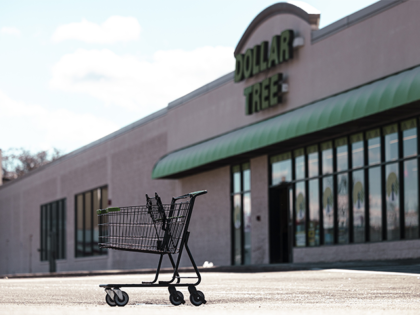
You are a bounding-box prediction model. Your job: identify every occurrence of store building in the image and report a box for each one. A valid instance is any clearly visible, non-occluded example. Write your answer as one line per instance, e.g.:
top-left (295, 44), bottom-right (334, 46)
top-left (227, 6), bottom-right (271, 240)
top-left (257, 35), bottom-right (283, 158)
top-left (2, 0), bottom-right (420, 275)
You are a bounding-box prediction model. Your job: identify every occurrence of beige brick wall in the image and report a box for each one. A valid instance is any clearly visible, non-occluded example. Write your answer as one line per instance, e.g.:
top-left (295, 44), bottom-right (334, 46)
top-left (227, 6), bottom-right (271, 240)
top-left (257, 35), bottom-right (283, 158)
top-left (250, 156), bottom-right (269, 265)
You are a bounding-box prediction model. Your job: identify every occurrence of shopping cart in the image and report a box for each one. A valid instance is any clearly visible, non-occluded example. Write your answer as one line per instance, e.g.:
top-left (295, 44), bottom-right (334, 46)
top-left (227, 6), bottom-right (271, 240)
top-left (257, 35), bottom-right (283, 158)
top-left (96, 190), bottom-right (207, 307)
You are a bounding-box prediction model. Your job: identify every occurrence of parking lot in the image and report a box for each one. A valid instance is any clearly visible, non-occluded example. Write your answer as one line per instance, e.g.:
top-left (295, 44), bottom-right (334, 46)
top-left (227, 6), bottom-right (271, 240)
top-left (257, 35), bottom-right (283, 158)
top-left (1, 267), bottom-right (420, 315)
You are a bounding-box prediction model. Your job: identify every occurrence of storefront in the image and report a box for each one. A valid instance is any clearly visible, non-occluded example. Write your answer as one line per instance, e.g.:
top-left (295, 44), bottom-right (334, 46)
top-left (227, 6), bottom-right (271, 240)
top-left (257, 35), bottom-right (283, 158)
top-left (1, 0), bottom-right (420, 275)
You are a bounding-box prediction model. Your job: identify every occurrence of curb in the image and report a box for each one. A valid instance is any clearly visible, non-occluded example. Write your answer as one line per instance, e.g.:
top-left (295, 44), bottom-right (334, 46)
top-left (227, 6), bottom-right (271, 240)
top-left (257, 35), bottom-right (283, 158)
top-left (3, 258), bottom-right (420, 279)
top-left (1, 264), bottom-right (312, 279)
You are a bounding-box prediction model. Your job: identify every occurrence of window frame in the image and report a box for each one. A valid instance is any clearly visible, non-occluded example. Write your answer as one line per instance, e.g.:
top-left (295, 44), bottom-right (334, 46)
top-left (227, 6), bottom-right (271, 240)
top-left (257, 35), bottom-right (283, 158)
top-left (40, 198), bottom-right (66, 262)
top-left (230, 163), bottom-right (251, 266)
top-left (269, 116), bottom-right (420, 248)
top-left (74, 185), bottom-right (108, 258)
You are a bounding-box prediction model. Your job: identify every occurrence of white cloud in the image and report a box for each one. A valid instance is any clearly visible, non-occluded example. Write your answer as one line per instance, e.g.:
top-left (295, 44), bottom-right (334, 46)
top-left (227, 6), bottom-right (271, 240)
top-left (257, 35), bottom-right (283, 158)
top-left (49, 46), bottom-right (234, 116)
top-left (0, 89), bottom-right (119, 152)
top-left (1, 27), bottom-right (21, 36)
top-left (51, 16), bottom-right (141, 44)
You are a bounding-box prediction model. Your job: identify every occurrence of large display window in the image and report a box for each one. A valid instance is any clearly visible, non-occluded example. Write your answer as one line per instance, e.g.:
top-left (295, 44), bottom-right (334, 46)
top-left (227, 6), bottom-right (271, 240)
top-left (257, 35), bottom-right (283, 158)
top-left (231, 163), bottom-right (251, 265)
top-left (40, 199), bottom-right (66, 261)
top-left (75, 186), bottom-right (108, 257)
top-left (270, 117), bottom-right (420, 247)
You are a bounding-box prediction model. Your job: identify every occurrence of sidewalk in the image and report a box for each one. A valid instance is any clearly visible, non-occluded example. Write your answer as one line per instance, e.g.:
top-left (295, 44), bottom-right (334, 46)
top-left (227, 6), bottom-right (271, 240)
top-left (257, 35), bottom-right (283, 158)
top-left (4, 258), bottom-right (420, 279)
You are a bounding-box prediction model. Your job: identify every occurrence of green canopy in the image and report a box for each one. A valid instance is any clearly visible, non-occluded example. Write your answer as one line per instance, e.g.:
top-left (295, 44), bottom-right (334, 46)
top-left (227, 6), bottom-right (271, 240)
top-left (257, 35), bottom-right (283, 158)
top-left (153, 65), bottom-right (420, 179)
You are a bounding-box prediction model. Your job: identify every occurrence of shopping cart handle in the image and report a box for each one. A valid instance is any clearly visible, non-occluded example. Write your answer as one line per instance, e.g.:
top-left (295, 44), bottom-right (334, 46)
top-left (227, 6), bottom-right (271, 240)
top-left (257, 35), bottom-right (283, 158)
top-left (173, 190), bottom-right (207, 200)
top-left (188, 190), bottom-right (207, 197)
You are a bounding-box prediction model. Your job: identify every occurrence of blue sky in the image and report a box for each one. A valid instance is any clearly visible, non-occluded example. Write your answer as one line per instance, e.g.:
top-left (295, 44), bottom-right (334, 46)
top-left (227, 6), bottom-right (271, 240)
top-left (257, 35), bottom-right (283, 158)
top-left (0, 0), bottom-right (378, 155)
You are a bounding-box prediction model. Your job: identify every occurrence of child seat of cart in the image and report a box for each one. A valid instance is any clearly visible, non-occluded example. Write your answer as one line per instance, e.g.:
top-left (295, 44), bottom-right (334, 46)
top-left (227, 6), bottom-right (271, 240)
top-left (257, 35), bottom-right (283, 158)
top-left (145, 193), bottom-right (187, 253)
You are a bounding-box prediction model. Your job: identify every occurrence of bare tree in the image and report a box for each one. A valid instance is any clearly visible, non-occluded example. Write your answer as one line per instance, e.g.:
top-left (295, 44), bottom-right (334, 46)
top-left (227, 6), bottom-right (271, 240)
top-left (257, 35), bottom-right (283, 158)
top-left (2, 148), bottom-right (63, 182)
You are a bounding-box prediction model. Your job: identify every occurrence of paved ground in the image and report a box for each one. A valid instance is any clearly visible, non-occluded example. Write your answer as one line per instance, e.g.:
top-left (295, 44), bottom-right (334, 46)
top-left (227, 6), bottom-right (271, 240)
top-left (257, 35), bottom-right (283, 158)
top-left (1, 268), bottom-right (420, 315)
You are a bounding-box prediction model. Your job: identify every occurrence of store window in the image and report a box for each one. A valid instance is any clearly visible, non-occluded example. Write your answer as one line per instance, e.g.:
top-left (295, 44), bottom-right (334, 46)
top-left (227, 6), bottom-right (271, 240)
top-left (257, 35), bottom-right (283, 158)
top-left (294, 149), bottom-right (306, 247)
top-left (404, 159), bottom-right (418, 239)
top-left (295, 181), bottom-right (306, 247)
top-left (384, 124), bottom-right (400, 241)
top-left (367, 129), bottom-right (381, 165)
top-left (40, 199), bottom-right (66, 261)
top-left (336, 138), bottom-right (349, 244)
top-left (336, 137), bottom-right (348, 171)
top-left (307, 145), bottom-right (318, 178)
top-left (295, 148), bottom-right (305, 180)
top-left (75, 186), bottom-right (108, 257)
top-left (352, 169), bottom-right (365, 243)
top-left (321, 142), bottom-right (334, 244)
top-left (307, 145), bottom-right (320, 246)
top-left (384, 124), bottom-right (399, 161)
top-left (231, 163), bottom-right (251, 265)
top-left (402, 119), bottom-right (419, 239)
top-left (367, 128), bottom-right (382, 242)
top-left (351, 133), bottom-right (364, 168)
top-left (271, 152), bottom-right (292, 185)
top-left (270, 116), bottom-right (420, 249)
top-left (322, 176), bottom-right (334, 244)
top-left (322, 141), bottom-right (333, 175)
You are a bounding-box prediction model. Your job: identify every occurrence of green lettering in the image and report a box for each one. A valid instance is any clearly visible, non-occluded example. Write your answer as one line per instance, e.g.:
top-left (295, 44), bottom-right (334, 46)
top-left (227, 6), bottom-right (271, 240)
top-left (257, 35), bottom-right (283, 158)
top-left (261, 78), bottom-right (270, 109)
top-left (234, 54), bottom-right (244, 82)
top-left (279, 30), bottom-right (294, 63)
top-left (259, 41), bottom-right (268, 72)
top-left (244, 85), bottom-right (253, 115)
top-left (270, 73), bottom-right (282, 106)
top-left (252, 45), bottom-right (260, 76)
top-left (268, 35), bottom-right (279, 68)
top-left (243, 49), bottom-right (253, 79)
top-left (252, 82), bottom-right (261, 113)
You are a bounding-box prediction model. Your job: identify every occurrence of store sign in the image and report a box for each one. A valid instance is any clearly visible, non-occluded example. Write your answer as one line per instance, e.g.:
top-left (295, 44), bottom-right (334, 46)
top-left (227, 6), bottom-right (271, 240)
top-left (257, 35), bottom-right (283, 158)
top-left (235, 29), bottom-right (294, 115)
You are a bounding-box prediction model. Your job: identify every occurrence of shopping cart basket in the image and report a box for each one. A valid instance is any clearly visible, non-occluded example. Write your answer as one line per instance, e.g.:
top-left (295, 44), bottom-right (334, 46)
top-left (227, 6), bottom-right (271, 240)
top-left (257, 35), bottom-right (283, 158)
top-left (97, 190), bottom-right (207, 307)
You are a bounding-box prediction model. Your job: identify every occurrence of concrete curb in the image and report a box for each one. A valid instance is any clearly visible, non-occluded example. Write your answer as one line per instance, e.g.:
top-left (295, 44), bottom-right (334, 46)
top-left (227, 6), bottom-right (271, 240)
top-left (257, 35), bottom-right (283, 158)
top-left (1, 264), bottom-right (312, 279)
top-left (3, 258), bottom-right (420, 279)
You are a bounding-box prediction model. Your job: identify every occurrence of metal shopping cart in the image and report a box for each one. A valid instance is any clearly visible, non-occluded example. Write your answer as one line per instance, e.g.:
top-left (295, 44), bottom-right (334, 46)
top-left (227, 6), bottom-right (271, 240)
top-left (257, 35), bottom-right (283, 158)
top-left (96, 190), bottom-right (207, 307)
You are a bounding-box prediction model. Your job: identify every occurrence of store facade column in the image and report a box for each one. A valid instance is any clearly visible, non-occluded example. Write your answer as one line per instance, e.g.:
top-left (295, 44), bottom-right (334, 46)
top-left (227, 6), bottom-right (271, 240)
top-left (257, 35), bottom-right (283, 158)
top-left (250, 155), bottom-right (270, 264)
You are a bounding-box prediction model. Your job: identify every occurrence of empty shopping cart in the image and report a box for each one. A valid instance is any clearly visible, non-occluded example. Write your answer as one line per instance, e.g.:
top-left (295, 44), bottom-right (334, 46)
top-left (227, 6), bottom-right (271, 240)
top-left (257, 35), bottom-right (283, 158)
top-left (97, 190), bottom-right (207, 307)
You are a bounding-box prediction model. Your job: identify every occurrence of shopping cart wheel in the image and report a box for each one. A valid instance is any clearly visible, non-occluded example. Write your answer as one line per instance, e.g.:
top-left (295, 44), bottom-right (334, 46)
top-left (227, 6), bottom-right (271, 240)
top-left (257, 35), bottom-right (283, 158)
top-left (169, 291), bottom-right (185, 306)
top-left (190, 291), bottom-right (206, 306)
top-left (105, 294), bottom-right (116, 307)
top-left (115, 291), bottom-right (129, 307)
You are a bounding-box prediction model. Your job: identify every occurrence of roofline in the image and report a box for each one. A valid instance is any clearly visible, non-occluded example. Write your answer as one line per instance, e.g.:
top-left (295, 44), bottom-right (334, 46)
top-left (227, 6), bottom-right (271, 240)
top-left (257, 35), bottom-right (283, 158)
top-left (0, 72), bottom-right (235, 190)
top-left (0, 107), bottom-right (168, 189)
top-left (234, 2), bottom-right (320, 56)
top-left (311, 0), bottom-right (407, 43)
top-left (168, 71), bottom-right (234, 109)
top-left (168, 1), bottom-right (408, 113)
top-left (171, 1), bottom-right (408, 108)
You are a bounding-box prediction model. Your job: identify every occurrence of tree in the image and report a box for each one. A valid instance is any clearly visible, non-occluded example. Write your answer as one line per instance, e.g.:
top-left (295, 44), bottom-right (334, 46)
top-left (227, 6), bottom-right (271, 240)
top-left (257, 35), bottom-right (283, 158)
top-left (1, 148), bottom-right (62, 182)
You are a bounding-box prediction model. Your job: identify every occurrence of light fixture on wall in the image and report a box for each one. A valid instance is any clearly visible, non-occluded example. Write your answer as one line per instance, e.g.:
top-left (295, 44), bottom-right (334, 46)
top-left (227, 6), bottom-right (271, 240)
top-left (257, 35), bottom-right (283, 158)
top-left (293, 37), bottom-right (304, 48)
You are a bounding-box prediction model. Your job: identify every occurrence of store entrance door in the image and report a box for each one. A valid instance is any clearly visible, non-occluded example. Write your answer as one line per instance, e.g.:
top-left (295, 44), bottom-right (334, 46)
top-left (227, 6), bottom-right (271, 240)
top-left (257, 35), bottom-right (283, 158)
top-left (269, 183), bottom-right (292, 263)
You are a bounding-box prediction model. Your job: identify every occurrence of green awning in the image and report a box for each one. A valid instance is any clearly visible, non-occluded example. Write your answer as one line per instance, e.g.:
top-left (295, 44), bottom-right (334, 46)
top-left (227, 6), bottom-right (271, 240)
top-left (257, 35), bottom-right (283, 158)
top-left (152, 65), bottom-right (420, 179)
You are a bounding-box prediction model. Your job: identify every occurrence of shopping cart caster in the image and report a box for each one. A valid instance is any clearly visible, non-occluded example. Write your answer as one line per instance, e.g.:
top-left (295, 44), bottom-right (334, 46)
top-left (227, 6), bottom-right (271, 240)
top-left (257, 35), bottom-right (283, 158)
top-left (105, 288), bottom-right (129, 307)
top-left (115, 291), bottom-right (129, 307)
top-left (105, 294), bottom-right (116, 307)
top-left (188, 286), bottom-right (206, 306)
top-left (168, 286), bottom-right (185, 306)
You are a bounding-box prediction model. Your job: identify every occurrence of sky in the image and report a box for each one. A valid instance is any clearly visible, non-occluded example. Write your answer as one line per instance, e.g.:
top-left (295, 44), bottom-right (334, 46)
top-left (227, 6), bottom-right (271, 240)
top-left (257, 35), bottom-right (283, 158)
top-left (0, 0), bottom-right (379, 156)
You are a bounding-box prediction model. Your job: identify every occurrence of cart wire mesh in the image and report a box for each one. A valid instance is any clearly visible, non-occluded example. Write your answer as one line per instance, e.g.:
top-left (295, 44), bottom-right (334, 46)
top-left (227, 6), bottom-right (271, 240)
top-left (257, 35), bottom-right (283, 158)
top-left (98, 200), bottom-right (190, 254)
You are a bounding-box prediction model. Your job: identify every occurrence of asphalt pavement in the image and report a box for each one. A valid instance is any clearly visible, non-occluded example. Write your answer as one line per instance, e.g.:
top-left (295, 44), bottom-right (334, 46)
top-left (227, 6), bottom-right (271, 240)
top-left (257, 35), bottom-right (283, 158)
top-left (1, 267), bottom-right (420, 314)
